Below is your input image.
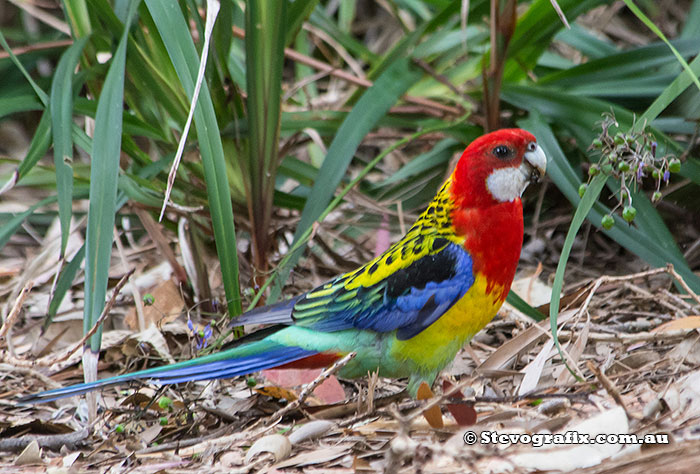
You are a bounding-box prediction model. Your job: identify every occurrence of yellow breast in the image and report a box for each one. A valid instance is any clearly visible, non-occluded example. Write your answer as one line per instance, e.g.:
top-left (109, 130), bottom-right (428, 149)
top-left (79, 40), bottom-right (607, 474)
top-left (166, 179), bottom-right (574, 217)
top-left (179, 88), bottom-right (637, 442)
top-left (388, 274), bottom-right (504, 370)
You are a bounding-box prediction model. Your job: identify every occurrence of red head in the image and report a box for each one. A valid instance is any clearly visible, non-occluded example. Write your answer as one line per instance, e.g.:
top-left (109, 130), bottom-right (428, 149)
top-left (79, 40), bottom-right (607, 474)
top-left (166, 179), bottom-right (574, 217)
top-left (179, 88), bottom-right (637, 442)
top-left (450, 129), bottom-right (546, 209)
top-left (449, 129), bottom-right (547, 299)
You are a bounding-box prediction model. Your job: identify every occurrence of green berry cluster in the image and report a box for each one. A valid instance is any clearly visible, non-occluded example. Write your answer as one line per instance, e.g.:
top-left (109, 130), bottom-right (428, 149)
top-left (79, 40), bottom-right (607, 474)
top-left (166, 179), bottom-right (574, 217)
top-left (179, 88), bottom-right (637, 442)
top-left (585, 113), bottom-right (681, 230)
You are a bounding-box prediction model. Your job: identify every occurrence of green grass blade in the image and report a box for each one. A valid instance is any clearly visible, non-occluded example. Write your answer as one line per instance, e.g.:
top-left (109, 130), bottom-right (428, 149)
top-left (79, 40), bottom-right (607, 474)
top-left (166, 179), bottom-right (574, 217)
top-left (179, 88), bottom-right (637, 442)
top-left (506, 291), bottom-right (545, 321)
top-left (83, 0), bottom-right (139, 352)
top-left (51, 37), bottom-right (88, 257)
top-left (285, 0), bottom-right (320, 45)
top-left (549, 172), bottom-right (606, 374)
top-left (146, 0), bottom-right (242, 316)
top-left (520, 116), bottom-right (700, 292)
top-left (0, 30), bottom-right (49, 106)
top-left (639, 54), bottom-right (700, 125)
top-left (0, 196), bottom-right (56, 250)
top-left (245, 0), bottom-right (286, 273)
top-left (47, 244), bottom-right (86, 329)
top-left (63, 0), bottom-right (92, 37)
top-left (0, 110), bottom-right (52, 194)
top-left (680, 0), bottom-right (700, 38)
top-left (268, 57), bottom-right (423, 302)
top-left (0, 95), bottom-right (43, 119)
top-left (622, 0), bottom-right (700, 93)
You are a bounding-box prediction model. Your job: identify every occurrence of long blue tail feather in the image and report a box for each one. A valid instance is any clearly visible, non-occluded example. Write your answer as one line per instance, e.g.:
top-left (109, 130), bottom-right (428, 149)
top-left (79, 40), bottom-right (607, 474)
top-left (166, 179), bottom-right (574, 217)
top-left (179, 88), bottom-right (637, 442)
top-left (19, 340), bottom-right (317, 403)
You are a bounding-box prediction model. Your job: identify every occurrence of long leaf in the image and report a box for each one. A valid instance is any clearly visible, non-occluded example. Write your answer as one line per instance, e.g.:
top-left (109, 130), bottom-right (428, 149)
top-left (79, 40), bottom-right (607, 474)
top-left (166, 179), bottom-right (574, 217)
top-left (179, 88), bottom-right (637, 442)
top-left (548, 172), bottom-right (607, 374)
top-left (0, 196), bottom-right (56, 250)
top-left (519, 116), bottom-right (700, 293)
top-left (268, 57), bottom-right (423, 302)
top-left (245, 0), bottom-right (286, 273)
top-left (84, 0), bottom-right (139, 352)
top-left (0, 110), bottom-right (51, 195)
top-left (51, 37), bottom-right (88, 257)
top-left (0, 30), bottom-right (49, 106)
top-left (621, 0), bottom-right (700, 94)
top-left (146, 0), bottom-right (242, 316)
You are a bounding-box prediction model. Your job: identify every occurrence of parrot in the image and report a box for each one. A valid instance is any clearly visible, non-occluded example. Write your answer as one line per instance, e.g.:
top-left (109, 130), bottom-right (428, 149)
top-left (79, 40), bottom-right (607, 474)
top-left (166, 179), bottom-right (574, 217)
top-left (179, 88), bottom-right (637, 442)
top-left (20, 128), bottom-right (546, 404)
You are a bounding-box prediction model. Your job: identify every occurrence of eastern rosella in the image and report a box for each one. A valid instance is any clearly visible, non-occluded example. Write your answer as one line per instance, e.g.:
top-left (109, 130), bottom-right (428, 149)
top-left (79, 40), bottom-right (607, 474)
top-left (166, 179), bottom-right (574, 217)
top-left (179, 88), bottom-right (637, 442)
top-left (21, 129), bottom-right (546, 403)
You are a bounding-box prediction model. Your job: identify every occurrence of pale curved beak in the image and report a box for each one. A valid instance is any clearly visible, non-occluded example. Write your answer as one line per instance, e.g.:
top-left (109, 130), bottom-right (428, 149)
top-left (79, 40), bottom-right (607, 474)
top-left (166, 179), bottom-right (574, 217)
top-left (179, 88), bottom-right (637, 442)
top-left (522, 144), bottom-right (547, 184)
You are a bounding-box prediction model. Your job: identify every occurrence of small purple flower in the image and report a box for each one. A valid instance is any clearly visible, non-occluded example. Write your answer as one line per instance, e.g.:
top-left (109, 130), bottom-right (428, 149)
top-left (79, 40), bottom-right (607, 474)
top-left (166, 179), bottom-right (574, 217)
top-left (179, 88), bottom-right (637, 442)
top-left (636, 162), bottom-right (645, 181)
top-left (188, 320), bottom-right (213, 350)
top-left (651, 141), bottom-right (657, 158)
top-left (663, 170), bottom-right (670, 182)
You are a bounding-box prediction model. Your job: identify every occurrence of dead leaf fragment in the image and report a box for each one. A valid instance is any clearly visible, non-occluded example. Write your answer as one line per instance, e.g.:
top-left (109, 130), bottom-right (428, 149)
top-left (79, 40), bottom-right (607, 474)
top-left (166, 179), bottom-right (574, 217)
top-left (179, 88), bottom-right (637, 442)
top-left (442, 379), bottom-right (477, 426)
top-left (262, 368), bottom-right (346, 404)
top-left (288, 420), bottom-right (336, 445)
top-left (254, 385), bottom-right (299, 402)
top-left (274, 445), bottom-right (351, 469)
top-left (244, 434), bottom-right (292, 464)
top-left (507, 406), bottom-right (629, 471)
top-left (417, 381), bottom-right (443, 429)
top-left (220, 451), bottom-right (243, 468)
top-left (652, 316), bottom-right (700, 332)
top-left (15, 440), bottom-right (43, 466)
top-left (138, 424), bottom-right (162, 445)
top-left (125, 279), bottom-right (184, 329)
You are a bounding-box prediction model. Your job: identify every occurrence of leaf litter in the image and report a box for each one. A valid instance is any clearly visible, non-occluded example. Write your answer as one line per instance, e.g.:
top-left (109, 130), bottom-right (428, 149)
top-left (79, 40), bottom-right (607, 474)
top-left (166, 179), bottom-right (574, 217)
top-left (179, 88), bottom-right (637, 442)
top-left (1, 205), bottom-right (699, 473)
top-left (2, 4), bottom-right (700, 472)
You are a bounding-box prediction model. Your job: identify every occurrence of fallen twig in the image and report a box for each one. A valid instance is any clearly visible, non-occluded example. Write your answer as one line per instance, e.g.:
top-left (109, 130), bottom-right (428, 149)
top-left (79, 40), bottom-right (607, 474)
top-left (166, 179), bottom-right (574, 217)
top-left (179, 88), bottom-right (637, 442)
top-left (0, 427), bottom-right (90, 452)
top-left (0, 280), bottom-right (34, 341)
top-left (587, 360), bottom-right (640, 420)
top-left (556, 328), bottom-right (693, 343)
top-left (232, 26), bottom-right (463, 118)
top-left (666, 263), bottom-right (700, 307)
top-left (0, 269), bottom-right (134, 369)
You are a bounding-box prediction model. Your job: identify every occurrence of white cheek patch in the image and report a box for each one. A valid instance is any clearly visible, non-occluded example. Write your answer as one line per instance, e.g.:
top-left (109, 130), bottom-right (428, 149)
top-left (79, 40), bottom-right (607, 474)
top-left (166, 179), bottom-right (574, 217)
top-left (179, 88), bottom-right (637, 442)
top-left (486, 167), bottom-right (527, 202)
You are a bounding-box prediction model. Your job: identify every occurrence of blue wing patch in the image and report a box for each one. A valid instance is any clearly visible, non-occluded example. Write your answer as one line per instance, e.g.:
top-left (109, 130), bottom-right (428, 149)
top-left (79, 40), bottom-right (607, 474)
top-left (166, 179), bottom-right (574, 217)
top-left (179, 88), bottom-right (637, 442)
top-left (230, 242), bottom-right (474, 341)
top-left (297, 242), bottom-right (474, 340)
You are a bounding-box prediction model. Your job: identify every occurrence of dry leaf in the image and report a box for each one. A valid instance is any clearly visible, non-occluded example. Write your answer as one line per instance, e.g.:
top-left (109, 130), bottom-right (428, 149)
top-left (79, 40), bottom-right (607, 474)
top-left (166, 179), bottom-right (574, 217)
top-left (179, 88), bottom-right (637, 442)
top-left (417, 382), bottom-right (443, 429)
top-left (220, 451), bottom-right (243, 468)
top-left (507, 406), bottom-right (628, 471)
top-left (288, 420), bottom-right (336, 444)
top-left (15, 440), bottom-right (43, 466)
top-left (652, 316), bottom-right (700, 332)
top-left (274, 445), bottom-right (351, 469)
top-left (555, 318), bottom-right (590, 385)
top-left (254, 385), bottom-right (299, 402)
top-left (138, 424), bottom-right (162, 445)
top-left (668, 336), bottom-right (700, 365)
top-left (125, 279), bottom-right (184, 329)
top-left (442, 380), bottom-right (477, 426)
top-left (673, 370), bottom-right (700, 421)
top-left (518, 338), bottom-right (554, 396)
top-left (510, 273), bottom-right (552, 307)
top-left (121, 325), bottom-right (175, 364)
top-left (262, 368), bottom-right (346, 404)
top-left (61, 452), bottom-right (81, 468)
top-left (479, 309), bottom-right (576, 371)
top-left (244, 434), bottom-right (291, 464)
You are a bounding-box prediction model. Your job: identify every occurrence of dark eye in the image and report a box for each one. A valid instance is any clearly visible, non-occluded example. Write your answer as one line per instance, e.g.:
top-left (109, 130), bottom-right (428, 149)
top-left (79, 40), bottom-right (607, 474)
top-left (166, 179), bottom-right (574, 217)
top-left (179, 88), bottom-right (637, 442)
top-left (492, 145), bottom-right (513, 159)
